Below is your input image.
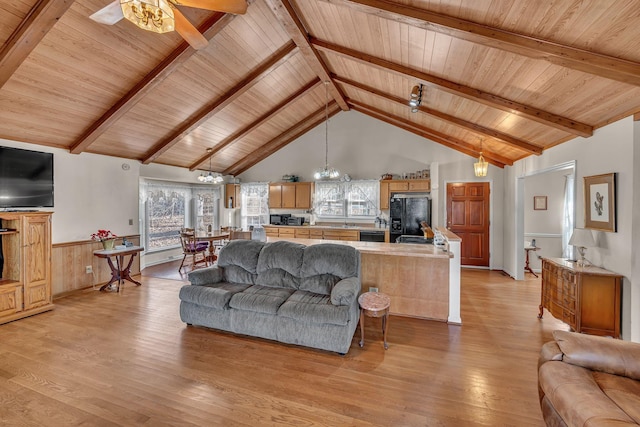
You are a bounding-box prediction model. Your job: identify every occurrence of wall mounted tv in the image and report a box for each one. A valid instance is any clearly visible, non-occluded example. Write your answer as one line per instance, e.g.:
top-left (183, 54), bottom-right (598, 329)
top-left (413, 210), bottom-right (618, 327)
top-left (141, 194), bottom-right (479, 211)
top-left (0, 146), bottom-right (54, 208)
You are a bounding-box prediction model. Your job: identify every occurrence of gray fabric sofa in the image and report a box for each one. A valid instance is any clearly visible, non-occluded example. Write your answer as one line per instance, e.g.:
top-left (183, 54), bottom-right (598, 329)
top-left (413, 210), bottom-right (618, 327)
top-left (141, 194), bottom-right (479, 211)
top-left (179, 239), bottom-right (361, 354)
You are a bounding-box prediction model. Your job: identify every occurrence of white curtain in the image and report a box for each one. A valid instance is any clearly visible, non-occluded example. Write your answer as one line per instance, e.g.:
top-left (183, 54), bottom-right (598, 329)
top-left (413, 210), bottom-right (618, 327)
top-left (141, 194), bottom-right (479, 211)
top-left (240, 182), bottom-right (269, 229)
top-left (562, 174), bottom-right (575, 259)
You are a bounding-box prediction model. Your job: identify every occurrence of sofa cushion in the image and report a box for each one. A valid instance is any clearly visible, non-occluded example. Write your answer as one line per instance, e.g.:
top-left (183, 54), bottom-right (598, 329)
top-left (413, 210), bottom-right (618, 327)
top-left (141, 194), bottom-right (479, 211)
top-left (179, 282), bottom-right (251, 310)
top-left (539, 361), bottom-right (637, 426)
top-left (594, 371), bottom-right (640, 424)
top-left (229, 285), bottom-right (295, 315)
top-left (299, 244), bottom-right (359, 294)
top-left (300, 243), bottom-right (359, 279)
top-left (218, 240), bottom-right (265, 284)
top-left (256, 241), bottom-right (304, 289)
top-left (553, 330), bottom-right (640, 381)
top-left (278, 290), bottom-right (350, 326)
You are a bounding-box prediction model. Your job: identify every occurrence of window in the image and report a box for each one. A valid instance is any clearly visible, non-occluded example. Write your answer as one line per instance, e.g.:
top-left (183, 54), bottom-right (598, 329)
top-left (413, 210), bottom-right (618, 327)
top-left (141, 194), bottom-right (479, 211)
top-left (314, 180), bottom-right (379, 219)
top-left (240, 183), bottom-right (269, 228)
top-left (140, 180), bottom-right (221, 252)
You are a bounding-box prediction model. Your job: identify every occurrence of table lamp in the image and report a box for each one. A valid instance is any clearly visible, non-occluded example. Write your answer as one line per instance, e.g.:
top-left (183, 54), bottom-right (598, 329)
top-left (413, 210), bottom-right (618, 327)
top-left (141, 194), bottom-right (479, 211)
top-left (568, 228), bottom-right (596, 266)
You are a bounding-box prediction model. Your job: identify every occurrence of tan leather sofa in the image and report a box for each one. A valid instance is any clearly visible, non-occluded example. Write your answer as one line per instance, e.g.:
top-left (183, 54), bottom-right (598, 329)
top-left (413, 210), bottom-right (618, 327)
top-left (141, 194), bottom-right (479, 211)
top-left (538, 330), bottom-right (640, 426)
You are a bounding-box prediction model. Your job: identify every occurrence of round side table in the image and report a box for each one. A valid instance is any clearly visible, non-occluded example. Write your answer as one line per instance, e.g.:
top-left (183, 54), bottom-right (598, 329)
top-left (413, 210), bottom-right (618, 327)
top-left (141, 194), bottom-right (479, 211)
top-left (358, 292), bottom-right (391, 350)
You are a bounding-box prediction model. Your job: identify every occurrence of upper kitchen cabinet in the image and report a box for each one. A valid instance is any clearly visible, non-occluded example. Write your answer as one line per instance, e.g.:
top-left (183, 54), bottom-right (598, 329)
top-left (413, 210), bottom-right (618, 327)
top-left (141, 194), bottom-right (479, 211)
top-left (380, 179), bottom-right (431, 210)
top-left (225, 184), bottom-right (241, 208)
top-left (269, 182), bottom-right (312, 209)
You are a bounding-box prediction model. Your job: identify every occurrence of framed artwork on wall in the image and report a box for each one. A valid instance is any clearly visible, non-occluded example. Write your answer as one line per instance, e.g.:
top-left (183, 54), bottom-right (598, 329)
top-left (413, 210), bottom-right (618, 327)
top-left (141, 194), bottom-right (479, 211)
top-left (533, 196), bottom-right (547, 210)
top-left (584, 173), bottom-right (617, 232)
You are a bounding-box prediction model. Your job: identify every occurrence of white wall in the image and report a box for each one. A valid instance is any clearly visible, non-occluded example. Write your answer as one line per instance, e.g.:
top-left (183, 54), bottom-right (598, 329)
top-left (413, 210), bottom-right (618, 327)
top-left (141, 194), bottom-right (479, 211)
top-left (503, 117), bottom-right (638, 342)
top-left (523, 169), bottom-right (567, 271)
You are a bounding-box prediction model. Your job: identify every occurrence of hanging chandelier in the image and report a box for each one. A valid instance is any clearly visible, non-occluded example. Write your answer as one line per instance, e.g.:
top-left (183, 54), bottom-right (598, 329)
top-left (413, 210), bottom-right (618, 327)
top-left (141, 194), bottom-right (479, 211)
top-left (474, 140), bottom-right (488, 177)
top-left (313, 81), bottom-right (340, 180)
top-left (197, 148), bottom-right (224, 183)
top-left (120, 0), bottom-right (175, 33)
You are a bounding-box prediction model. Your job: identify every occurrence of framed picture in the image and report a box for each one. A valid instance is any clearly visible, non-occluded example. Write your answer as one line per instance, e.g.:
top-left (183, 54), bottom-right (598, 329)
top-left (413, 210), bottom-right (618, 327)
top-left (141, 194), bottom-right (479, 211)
top-left (533, 196), bottom-right (547, 210)
top-left (584, 173), bottom-right (617, 232)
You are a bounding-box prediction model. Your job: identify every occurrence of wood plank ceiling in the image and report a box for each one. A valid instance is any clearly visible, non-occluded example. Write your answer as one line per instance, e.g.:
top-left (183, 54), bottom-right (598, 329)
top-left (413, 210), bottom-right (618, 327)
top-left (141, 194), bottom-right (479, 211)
top-left (2, 0), bottom-right (640, 175)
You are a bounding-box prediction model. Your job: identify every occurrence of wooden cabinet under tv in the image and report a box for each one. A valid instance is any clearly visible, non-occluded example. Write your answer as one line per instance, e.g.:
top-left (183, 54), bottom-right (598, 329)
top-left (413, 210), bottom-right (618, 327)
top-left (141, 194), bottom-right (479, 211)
top-left (539, 257), bottom-right (622, 338)
top-left (0, 212), bottom-right (53, 324)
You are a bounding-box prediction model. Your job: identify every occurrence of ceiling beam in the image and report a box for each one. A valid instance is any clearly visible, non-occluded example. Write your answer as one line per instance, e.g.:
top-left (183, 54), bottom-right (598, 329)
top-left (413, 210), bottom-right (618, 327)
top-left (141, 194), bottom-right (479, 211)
top-left (224, 102), bottom-right (341, 176)
top-left (0, 0), bottom-right (74, 90)
top-left (312, 37), bottom-right (593, 138)
top-left (141, 41), bottom-right (298, 164)
top-left (333, 74), bottom-right (542, 155)
top-left (323, 0), bottom-right (640, 87)
top-left (264, 0), bottom-right (349, 111)
top-left (70, 11), bottom-right (237, 154)
top-left (348, 99), bottom-right (511, 167)
top-left (189, 78), bottom-right (322, 170)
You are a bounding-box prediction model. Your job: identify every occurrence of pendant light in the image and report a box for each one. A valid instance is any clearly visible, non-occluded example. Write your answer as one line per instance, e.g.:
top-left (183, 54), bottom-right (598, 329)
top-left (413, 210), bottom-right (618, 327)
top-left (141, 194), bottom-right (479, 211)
top-left (313, 81), bottom-right (340, 180)
top-left (198, 148), bottom-right (224, 183)
top-left (474, 140), bottom-right (488, 177)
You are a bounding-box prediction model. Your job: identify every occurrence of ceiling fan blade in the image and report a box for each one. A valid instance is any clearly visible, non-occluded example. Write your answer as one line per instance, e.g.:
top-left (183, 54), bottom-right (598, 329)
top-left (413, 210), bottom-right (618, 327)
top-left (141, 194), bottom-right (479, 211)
top-left (173, 8), bottom-right (209, 50)
top-left (89, 0), bottom-right (124, 25)
top-left (172, 0), bottom-right (248, 15)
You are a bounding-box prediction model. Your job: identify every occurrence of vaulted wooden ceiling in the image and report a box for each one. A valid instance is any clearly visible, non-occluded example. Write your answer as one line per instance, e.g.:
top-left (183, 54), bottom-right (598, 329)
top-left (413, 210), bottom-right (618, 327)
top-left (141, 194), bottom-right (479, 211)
top-left (2, 0), bottom-right (640, 175)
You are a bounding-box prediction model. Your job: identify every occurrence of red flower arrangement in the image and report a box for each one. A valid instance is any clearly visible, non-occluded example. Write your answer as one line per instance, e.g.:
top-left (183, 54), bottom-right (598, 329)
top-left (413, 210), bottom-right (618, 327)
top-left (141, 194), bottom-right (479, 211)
top-left (91, 229), bottom-right (117, 241)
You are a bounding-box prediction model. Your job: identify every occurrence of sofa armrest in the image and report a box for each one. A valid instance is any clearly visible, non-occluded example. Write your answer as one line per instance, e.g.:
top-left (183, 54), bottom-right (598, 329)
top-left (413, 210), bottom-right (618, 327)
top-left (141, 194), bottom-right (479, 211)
top-left (330, 277), bottom-right (360, 306)
top-left (553, 330), bottom-right (640, 380)
top-left (538, 341), bottom-right (563, 370)
top-left (187, 266), bottom-right (224, 286)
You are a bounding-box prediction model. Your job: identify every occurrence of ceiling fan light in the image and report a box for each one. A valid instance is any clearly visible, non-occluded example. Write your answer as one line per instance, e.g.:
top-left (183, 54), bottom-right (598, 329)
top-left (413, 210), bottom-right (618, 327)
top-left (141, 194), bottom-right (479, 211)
top-left (120, 0), bottom-right (175, 34)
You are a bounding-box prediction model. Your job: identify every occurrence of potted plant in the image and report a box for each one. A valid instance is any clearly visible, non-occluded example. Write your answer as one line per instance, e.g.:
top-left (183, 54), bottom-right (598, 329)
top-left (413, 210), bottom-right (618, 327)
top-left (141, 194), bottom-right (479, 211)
top-left (91, 229), bottom-right (118, 250)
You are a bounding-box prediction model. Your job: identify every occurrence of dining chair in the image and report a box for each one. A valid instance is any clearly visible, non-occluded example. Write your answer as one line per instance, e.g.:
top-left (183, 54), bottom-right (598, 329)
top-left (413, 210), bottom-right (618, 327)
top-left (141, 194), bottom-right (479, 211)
top-left (178, 231), bottom-right (209, 271)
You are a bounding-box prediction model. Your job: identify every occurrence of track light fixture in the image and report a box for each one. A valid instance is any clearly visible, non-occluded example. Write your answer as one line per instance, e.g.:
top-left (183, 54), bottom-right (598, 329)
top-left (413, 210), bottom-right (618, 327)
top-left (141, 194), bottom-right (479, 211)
top-left (409, 84), bottom-right (424, 113)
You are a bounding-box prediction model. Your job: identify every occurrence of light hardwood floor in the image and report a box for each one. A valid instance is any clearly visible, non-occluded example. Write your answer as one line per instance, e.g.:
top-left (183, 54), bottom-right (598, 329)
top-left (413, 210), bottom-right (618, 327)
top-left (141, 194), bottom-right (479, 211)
top-left (0, 264), bottom-right (567, 426)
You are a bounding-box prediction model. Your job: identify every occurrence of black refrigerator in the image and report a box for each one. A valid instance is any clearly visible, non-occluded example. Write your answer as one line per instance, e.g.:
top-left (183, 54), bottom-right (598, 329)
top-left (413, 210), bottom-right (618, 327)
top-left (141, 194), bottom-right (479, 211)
top-left (389, 193), bottom-right (431, 243)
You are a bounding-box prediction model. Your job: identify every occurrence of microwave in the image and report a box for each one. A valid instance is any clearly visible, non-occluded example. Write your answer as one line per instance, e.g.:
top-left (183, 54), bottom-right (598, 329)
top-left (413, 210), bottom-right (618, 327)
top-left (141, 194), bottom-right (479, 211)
top-left (287, 217), bottom-right (304, 226)
top-left (270, 214), bottom-right (291, 225)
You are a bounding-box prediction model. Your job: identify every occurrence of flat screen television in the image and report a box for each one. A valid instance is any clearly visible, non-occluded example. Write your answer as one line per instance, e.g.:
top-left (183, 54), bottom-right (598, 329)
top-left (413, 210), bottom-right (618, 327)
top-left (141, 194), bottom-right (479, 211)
top-left (0, 146), bottom-right (54, 208)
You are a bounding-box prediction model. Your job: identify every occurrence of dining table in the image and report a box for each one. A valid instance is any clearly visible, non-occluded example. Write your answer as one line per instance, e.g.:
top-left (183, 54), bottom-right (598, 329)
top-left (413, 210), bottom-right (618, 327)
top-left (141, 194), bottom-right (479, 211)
top-left (195, 231), bottom-right (230, 262)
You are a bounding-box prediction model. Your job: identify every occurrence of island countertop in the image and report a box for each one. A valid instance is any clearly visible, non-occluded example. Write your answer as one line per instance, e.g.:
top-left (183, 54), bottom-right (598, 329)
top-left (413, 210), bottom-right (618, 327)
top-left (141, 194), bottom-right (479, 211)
top-left (266, 237), bottom-right (452, 259)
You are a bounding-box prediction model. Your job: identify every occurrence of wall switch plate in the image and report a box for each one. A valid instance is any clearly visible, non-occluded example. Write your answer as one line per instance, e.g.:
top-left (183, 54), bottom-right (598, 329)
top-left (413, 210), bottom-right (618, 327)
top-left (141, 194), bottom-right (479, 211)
top-left (369, 287), bottom-right (378, 293)
top-left (85, 265), bottom-right (93, 274)
top-left (129, 219), bottom-right (133, 225)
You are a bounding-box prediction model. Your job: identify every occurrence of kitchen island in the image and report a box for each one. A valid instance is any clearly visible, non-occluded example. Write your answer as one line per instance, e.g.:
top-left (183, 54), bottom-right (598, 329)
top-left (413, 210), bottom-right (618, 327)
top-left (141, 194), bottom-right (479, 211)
top-left (267, 228), bottom-right (461, 323)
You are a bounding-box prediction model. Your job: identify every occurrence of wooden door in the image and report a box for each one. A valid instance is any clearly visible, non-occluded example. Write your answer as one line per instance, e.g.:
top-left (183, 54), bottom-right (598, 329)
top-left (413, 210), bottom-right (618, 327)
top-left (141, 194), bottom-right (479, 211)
top-left (22, 215), bottom-right (51, 309)
top-left (447, 182), bottom-right (490, 267)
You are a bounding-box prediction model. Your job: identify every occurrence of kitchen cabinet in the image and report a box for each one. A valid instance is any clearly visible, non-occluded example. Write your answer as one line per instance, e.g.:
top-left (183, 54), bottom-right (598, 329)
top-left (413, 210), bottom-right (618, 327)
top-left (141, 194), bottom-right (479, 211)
top-left (225, 184), bottom-right (241, 208)
top-left (380, 179), bottom-right (431, 210)
top-left (263, 226), bottom-right (360, 242)
top-left (269, 182), bottom-right (312, 209)
top-left (539, 258), bottom-right (622, 338)
top-left (380, 181), bottom-right (390, 209)
top-left (0, 212), bottom-right (53, 325)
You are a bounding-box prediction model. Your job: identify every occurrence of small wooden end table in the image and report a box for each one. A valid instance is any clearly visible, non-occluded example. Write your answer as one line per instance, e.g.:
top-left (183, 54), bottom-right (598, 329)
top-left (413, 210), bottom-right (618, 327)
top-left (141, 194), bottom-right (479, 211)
top-left (358, 292), bottom-right (391, 350)
top-left (93, 246), bottom-right (144, 292)
top-left (525, 246), bottom-right (540, 277)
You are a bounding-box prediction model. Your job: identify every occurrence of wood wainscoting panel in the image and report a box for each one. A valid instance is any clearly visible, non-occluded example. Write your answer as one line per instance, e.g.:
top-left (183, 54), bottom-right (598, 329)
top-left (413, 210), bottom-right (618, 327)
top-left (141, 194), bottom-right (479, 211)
top-left (52, 236), bottom-right (140, 297)
top-left (360, 252), bottom-right (449, 321)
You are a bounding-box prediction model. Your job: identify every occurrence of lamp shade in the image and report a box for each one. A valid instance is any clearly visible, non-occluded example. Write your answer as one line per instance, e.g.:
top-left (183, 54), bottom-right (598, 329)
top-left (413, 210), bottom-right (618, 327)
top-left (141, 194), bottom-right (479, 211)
top-left (568, 228), bottom-right (595, 248)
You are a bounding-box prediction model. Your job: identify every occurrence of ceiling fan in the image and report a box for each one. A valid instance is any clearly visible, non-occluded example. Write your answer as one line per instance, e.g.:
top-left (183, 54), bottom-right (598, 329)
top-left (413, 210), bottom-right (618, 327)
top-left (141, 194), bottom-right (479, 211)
top-left (90, 0), bottom-right (247, 50)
